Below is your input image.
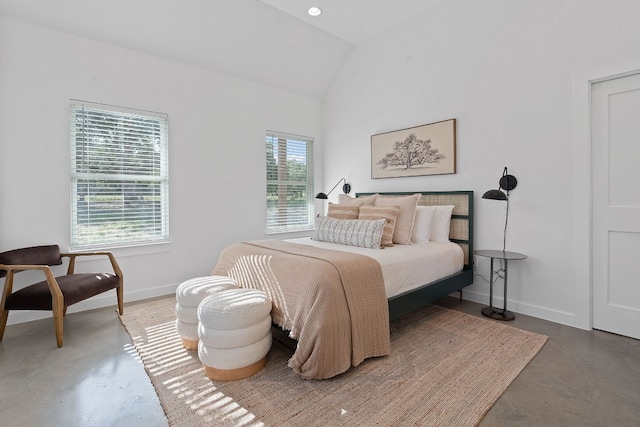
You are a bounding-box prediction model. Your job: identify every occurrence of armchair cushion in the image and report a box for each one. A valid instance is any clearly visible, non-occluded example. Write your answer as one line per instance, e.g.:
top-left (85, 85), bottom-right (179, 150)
top-left (5, 273), bottom-right (120, 310)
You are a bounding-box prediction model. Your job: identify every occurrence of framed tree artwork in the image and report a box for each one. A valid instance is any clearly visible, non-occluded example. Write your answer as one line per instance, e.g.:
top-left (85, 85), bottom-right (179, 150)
top-left (371, 119), bottom-right (456, 178)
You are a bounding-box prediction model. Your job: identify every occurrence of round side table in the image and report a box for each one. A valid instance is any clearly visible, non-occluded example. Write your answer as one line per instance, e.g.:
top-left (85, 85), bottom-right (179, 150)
top-left (474, 250), bottom-right (527, 321)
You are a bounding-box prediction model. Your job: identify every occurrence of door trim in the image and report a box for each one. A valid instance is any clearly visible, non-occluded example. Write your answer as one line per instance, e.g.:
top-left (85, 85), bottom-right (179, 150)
top-left (573, 58), bottom-right (640, 330)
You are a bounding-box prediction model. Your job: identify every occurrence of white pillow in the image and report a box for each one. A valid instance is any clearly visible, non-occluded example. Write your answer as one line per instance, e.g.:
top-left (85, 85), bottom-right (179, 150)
top-left (313, 216), bottom-right (385, 249)
top-left (374, 193), bottom-right (421, 245)
top-left (429, 205), bottom-right (455, 242)
top-left (411, 206), bottom-right (437, 244)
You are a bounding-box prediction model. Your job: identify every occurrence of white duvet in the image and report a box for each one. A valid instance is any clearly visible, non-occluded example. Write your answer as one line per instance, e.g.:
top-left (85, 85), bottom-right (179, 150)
top-left (286, 237), bottom-right (464, 298)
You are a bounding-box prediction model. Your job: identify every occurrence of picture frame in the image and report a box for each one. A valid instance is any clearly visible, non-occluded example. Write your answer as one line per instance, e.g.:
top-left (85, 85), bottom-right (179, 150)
top-left (371, 118), bottom-right (456, 179)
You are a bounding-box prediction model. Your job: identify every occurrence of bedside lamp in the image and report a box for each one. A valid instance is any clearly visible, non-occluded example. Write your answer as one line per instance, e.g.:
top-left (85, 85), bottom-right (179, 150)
top-left (482, 167), bottom-right (518, 251)
top-left (315, 178), bottom-right (351, 199)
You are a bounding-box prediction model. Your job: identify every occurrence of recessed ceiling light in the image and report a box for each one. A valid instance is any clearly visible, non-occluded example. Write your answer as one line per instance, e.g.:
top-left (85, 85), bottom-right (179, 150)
top-left (308, 6), bottom-right (322, 17)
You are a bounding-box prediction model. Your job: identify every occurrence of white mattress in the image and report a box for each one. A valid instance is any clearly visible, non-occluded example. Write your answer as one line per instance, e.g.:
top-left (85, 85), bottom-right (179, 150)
top-left (286, 237), bottom-right (464, 298)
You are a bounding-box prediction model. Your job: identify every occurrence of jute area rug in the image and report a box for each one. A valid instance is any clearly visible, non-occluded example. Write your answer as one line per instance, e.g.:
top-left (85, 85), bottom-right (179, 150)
top-left (119, 297), bottom-right (547, 427)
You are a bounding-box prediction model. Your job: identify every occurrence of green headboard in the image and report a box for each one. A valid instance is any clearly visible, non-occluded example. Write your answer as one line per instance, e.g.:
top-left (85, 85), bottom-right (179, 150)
top-left (356, 191), bottom-right (474, 266)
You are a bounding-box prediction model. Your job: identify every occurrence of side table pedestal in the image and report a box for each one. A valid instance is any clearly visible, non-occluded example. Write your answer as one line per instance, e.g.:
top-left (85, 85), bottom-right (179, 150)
top-left (474, 250), bottom-right (527, 321)
top-left (481, 306), bottom-right (515, 321)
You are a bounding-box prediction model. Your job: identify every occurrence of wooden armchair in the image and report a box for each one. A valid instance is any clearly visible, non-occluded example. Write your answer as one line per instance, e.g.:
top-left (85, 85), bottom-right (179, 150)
top-left (0, 245), bottom-right (123, 347)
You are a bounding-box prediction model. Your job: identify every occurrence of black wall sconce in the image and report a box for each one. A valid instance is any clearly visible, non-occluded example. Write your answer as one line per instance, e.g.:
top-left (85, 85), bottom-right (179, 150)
top-left (315, 178), bottom-right (351, 199)
top-left (482, 167), bottom-right (518, 251)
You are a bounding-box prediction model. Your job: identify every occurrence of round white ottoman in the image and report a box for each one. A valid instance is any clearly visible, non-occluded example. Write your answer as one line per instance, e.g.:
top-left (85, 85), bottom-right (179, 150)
top-left (175, 276), bottom-right (239, 350)
top-left (197, 288), bottom-right (272, 381)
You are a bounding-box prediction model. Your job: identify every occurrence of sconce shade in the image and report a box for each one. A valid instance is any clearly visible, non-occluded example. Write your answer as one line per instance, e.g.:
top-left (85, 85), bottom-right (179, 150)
top-left (483, 166), bottom-right (518, 252)
top-left (482, 189), bottom-right (508, 201)
top-left (315, 178), bottom-right (350, 200)
top-left (483, 167), bottom-right (517, 201)
top-left (499, 174), bottom-right (518, 191)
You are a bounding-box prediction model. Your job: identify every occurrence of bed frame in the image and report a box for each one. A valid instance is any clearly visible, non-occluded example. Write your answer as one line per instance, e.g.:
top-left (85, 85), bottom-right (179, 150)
top-left (272, 190), bottom-right (475, 348)
top-left (356, 191), bottom-right (474, 321)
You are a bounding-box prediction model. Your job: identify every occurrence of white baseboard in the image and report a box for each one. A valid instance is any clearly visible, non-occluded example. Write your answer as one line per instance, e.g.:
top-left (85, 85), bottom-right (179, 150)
top-left (6, 282), bottom-right (179, 326)
top-left (7, 281), bottom-right (583, 331)
top-left (459, 289), bottom-right (583, 330)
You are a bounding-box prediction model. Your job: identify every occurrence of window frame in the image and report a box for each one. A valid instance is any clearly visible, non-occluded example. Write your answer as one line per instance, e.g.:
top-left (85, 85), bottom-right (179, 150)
top-left (69, 100), bottom-right (169, 250)
top-left (266, 130), bottom-right (315, 234)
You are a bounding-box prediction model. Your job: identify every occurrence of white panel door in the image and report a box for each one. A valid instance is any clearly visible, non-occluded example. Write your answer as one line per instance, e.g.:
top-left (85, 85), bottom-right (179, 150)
top-left (591, 73), bottom-right (640, 340)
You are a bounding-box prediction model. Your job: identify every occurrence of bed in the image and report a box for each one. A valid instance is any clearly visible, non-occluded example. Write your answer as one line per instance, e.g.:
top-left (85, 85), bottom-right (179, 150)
top-left (211, 191), bottom-right (474, 379)
top-left (363, 191), bottom-right (474, 320)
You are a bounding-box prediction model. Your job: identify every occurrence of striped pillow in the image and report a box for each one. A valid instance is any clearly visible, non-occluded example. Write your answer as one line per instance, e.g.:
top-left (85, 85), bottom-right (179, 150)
top-left (358, 205), bottom-right (400, 247)
top-left (313, 216), bottom-right (385, 249)
top-left (327, 203), bottom-right (360, 220)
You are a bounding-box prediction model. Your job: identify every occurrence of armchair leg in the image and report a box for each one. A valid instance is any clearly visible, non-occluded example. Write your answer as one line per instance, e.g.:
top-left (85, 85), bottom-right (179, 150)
top-left (51, 292), bottom-right (65, 347)
top-left (0, 310), bottom-right (8, 341)
top-left (53, 312), bottom-right (64, 347)
top-left (1, 271), bottom-right (14, 342)
top-left (117, 284), bottom-right (124, 315)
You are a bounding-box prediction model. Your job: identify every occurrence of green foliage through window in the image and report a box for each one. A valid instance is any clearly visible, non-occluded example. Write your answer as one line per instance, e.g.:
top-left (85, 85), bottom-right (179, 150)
top-left (266, 131), bottom-right (314, 232)
top-left (70, 100), bottom-right (169, 248)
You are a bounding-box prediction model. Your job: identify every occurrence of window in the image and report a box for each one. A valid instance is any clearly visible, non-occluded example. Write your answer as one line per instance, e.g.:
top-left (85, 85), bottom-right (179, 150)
top-left (266, 131), bottom-right (315, 233)
top-left (70, 100), bottom-right (169, 249)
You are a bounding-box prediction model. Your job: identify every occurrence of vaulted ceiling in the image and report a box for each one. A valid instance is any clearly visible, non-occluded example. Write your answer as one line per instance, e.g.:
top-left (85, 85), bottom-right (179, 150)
top-left (0, 0), bottom-right (440, 98)
top-left (261, 0), bottom-right (444, 45)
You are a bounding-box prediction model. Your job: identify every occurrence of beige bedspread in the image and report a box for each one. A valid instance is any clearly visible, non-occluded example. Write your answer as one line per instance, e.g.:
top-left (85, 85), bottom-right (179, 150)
top-left (211, 240), bottom-right (390, 379)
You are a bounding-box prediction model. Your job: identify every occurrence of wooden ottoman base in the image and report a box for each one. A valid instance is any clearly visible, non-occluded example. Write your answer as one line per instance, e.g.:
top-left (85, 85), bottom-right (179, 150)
top-left (181, 338), bottom-right (198, 351)
top-left (203, 356), bottom-right (267, 381)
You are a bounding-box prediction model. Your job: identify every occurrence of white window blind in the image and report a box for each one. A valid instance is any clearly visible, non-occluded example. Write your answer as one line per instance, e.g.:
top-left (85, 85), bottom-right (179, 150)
top-left (70, 100), bottom-right (169, 249)
top-left (266, 131), bottom-right (315, 233)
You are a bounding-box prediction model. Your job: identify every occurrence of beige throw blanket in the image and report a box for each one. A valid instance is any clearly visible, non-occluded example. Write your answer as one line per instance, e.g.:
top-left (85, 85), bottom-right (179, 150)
top-left (211, 240), bottom-right (390, 379)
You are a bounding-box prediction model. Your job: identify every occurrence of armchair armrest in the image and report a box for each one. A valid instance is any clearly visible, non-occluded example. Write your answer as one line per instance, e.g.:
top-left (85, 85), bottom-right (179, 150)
top-left (0, 264), bottom-right (64, 311)
top-left (61, 251), bottom-right (123, 279)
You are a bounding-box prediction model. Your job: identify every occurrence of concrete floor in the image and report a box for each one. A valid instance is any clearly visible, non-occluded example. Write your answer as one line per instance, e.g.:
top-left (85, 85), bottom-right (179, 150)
top-left (0, 302), bottom-right (169, 427)
top-left (1, 297), bottom-right (639, 427)
top-left (436, 298), bottom-right (640, 427)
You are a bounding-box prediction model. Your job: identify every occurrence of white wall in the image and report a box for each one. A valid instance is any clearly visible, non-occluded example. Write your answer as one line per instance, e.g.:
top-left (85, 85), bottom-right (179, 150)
top-left (0, 17), bottom-right (323, 324)
top-left (322, 0), bottom-right (640, 328)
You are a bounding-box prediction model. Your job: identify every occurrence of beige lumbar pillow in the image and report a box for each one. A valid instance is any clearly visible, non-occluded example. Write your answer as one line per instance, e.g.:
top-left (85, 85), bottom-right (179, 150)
top-left (359, 205), bottom-right (400, 247)
top-left (327, 203), bottom-right (360, 220)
